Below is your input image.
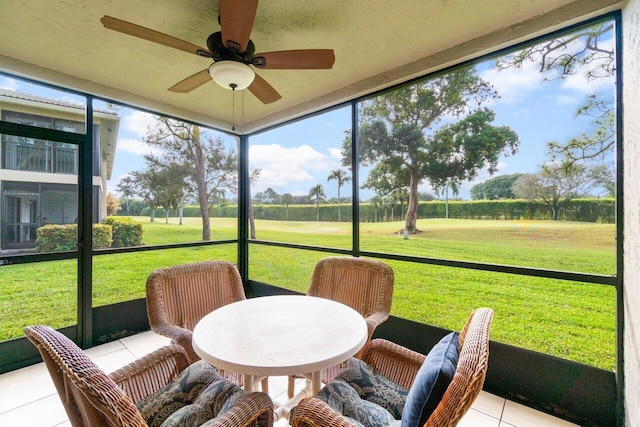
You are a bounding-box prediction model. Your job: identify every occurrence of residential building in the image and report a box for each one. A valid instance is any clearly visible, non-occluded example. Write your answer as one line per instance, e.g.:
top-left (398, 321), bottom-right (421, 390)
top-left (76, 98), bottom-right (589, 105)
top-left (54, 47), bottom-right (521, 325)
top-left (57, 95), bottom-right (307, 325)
top-left (0, 90), bottom-right (119, 251)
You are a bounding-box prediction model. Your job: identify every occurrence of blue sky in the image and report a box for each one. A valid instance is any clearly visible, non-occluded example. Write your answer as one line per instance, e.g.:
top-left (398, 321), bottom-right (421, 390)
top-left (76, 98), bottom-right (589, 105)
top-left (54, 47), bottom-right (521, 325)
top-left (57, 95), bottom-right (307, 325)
top-left (245, 46), bottom-right (614, 200)
top-left (0, 26), bottom-right (615, 202)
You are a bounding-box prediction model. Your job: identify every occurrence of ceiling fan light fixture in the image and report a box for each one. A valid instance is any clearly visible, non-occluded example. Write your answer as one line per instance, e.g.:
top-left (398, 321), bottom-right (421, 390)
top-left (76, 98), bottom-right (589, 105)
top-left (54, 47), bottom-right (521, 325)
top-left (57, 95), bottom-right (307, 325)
top-left (209, 61), bottom-right (255, 90)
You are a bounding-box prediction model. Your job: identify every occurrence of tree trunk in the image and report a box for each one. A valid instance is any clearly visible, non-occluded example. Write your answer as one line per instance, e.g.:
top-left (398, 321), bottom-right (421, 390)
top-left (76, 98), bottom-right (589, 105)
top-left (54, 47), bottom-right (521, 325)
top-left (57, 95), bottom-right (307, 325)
top-left (150, 205), bottom-right (156, 222)
top-left (316, 198), bottom-right (320, 221)
top-left (179, 195), bottom-right (184, 225)
top-left (405, 173), bottom-right (420, 232)
top-left (192, 127), bottom-right (211, 240)
top-left (337, 186), bottom-right (341, 222)
top-left (249, 201), bottom-right (256, 239)
top-left (445, 185), bottom-right (449, 219)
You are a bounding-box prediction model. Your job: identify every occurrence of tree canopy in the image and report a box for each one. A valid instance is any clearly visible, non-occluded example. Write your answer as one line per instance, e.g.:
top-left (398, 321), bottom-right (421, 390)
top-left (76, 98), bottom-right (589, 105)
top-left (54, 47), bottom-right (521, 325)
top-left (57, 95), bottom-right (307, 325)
top-left (143, 118), bottom-right (237, 240)
top-left (344, 67), bottom-right (519, 232)
top-left (497, 21), bottom-right (615, 167)
top-left (513, 162), bottom-right (597, 220)
top-left (470, 174), bottom-right (523, 200)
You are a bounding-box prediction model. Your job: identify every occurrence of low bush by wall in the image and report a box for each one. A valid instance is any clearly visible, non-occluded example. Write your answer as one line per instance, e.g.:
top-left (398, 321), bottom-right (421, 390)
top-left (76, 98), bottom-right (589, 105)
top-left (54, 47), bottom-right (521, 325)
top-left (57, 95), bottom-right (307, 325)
top-left (103, 217), bottom-right (143, 247)
top-left (36, 224), bottom-right (112, 252)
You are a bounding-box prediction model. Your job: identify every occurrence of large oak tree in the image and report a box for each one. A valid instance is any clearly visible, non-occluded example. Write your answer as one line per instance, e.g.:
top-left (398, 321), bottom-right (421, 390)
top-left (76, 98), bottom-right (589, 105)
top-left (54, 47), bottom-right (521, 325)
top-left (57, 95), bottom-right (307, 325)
top-left (345, 67), bottom-right (519, 233)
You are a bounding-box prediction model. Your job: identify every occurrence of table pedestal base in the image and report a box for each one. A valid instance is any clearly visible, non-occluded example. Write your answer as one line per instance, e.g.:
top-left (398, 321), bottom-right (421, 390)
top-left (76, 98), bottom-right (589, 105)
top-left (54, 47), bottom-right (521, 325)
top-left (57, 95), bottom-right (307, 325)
top-left (274, 372), bottom-right (320, 421)
top-left (244, 373), bottom-right (321, 421)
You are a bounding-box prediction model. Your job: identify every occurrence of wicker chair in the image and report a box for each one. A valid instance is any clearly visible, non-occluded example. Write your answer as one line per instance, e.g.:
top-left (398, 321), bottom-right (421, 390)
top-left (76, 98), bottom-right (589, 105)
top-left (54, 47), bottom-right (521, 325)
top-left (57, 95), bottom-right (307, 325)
top-left (290, 308), bottom-right (494, 427)
top-left (146, 260), bottom-right (268, 392)
top-left (288, 256), bottom-right (394, 398)
top-left (24, 325), bottom-right (273, 427)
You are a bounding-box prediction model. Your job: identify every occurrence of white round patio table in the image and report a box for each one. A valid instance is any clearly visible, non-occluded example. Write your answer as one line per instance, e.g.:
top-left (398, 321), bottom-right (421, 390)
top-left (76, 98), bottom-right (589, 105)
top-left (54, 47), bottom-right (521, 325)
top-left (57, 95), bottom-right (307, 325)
top-left (192, 294), bottom-right (368, 406)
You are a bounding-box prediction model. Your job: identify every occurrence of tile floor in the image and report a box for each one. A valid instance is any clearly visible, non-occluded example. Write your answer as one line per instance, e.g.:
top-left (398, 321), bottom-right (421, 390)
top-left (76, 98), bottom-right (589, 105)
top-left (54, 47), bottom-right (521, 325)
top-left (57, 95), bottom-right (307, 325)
top-left (0, 331), bottom-right (580, 426)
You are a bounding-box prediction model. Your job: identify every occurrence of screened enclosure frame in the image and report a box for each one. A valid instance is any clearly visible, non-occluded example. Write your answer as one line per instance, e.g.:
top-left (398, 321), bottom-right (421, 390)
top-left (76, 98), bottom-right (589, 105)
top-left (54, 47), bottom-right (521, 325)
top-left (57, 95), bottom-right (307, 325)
top-left (0, 9), bottom-right (624, 427)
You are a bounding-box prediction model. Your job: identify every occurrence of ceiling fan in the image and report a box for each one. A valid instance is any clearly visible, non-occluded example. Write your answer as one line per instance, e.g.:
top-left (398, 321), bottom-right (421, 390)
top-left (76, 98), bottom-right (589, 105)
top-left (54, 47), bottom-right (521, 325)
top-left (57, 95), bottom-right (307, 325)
top-left (100, 0), bottom-right (335, 104)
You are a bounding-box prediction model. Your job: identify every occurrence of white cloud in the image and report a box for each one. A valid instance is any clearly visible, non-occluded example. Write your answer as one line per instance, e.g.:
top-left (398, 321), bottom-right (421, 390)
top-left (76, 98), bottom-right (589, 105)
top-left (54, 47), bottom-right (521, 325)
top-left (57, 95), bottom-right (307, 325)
top-left (560, 36), bottom-right (615, 94)
top-left (480, 60), bottom-right (543, 105)
top-left (117, 137), bottom-right (161, 156)
top-left (0, 77), bottom-right (18, 91)
top-left (556, 95), bottom-right (580, 106)
top-left (327, 147), bottom-right (343, 161)
top-left (250, 144), bottom-right (337, 192)
top-left (123, 110), bottom-right (157, 138)
top-left (561, 70), bottom-right (615, 94)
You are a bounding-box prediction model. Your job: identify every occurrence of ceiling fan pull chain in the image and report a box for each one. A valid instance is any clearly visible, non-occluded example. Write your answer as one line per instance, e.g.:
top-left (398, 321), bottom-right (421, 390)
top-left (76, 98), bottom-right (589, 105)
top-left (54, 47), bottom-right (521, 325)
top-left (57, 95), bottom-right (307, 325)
top-left (231, 83), bottom-right (237, 131)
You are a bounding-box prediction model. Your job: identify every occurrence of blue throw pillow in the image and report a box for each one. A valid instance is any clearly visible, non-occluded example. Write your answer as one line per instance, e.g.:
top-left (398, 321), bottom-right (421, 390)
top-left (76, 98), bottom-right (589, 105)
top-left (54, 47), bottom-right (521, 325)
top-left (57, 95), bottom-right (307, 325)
top-left (401, 332), bottom-right (460, 427)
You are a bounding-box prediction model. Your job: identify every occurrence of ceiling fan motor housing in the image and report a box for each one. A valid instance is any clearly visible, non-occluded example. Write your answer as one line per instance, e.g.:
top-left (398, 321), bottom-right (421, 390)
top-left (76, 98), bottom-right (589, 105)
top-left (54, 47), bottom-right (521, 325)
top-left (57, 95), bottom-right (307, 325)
top-left (207, 32), bottom-right (255, 64)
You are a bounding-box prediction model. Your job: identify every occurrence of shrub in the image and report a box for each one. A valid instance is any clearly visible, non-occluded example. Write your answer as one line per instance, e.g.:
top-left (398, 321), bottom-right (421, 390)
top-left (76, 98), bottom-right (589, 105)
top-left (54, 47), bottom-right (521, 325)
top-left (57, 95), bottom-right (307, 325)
top-left (103, 217), bottom-right (143, 247)
top-left (37, 224), bottom-right (113, 252)
top-left (93, 224), bottom-right (113, 248)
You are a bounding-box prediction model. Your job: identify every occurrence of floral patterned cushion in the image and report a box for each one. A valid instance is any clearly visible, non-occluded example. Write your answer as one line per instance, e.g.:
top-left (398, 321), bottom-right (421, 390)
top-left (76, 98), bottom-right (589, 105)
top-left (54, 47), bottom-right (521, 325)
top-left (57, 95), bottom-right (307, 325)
top-left (337, 357), bottom-right (409, 419)
top-left (315, 378), bottom-right (401, 427)
top-left (137, 360), bottom-right (244, 427)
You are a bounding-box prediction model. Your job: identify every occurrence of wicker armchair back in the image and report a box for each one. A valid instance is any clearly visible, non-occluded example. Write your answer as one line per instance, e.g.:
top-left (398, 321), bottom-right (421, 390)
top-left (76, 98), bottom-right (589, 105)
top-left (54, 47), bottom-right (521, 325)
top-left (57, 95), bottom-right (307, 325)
top-left (146, 260), bottom-right (269, 392)
top-left (288, 256), bottom-right (394, 398)
top-left (146, 260), bottom-right (246, 363)
top-left (308, 257), bottom-right (395, 339)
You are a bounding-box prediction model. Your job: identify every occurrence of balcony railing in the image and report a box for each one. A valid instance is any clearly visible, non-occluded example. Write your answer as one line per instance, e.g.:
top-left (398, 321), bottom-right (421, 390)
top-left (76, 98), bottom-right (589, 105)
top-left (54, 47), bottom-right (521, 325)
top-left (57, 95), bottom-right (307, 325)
top-left (2, 140), bottom-right (77, 174)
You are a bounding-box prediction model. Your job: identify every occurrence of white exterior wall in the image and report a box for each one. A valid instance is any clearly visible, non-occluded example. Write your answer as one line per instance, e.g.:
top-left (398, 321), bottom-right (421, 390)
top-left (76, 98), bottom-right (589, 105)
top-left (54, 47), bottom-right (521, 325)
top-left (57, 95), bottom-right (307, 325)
top-left (624, 0), bottom-right (640, 425)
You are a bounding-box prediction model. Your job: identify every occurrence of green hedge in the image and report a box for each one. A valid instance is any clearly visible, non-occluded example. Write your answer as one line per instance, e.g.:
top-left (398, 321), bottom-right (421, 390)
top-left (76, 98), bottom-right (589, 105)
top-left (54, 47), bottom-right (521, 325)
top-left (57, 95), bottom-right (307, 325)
top-left (412, 198), bottom-right (614, 223)
top-left (36, 224), bottom-right (112, 252)
top-left (103, 217), bottom-right (143, 247)
top-left (137, 198), bottom-right (615, 224)
top-left (251, 203), bottom-right (353, 222)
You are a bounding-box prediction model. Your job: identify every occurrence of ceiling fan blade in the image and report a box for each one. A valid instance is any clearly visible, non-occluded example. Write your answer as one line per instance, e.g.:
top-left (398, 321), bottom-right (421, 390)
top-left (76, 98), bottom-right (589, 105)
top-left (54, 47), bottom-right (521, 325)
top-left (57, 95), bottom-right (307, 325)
top-left (248, 73), bottom-right (281, 104)
top-left (252, 49), bottom-right (335, 69)
top-left (101, 16), bottom-right (212, 58)
top-left (168, 69), bottom-right (212, 93)
top-left (219, 0), bottom-right (258, 53)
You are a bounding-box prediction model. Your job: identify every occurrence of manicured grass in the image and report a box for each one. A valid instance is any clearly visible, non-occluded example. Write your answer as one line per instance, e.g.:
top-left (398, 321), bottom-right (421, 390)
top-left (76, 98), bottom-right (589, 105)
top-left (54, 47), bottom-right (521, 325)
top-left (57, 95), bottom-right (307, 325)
top-left (0, 216), bottom-right (616, 371)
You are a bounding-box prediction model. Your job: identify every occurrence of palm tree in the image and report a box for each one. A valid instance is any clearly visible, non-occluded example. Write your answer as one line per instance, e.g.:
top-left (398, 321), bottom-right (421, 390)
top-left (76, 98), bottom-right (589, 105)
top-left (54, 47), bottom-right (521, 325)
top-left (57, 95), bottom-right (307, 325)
top-left (370, 195), bottom-right (382, 222)
top-left (281, 193), bottom-right (294, 220)
top-left (309, 184), bottom-right (326, 221)
top-left (391, 187), bottom-right (409, 221)
top-left (327, 169), bottom-right (351, 222)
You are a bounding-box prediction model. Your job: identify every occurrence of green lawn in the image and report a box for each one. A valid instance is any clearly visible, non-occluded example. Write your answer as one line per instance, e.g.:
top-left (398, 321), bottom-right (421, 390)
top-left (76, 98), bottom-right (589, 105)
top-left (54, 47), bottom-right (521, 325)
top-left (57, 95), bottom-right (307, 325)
top-left (0, 216), bottom-right (616, 370)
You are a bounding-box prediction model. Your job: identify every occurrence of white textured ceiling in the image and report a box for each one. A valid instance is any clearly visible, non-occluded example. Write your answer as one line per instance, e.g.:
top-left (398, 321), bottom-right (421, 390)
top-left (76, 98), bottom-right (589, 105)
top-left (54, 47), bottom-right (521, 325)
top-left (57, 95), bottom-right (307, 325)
top-left (0, 0), bottom-right (620, 134)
